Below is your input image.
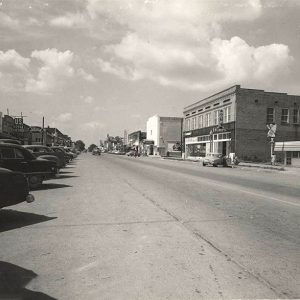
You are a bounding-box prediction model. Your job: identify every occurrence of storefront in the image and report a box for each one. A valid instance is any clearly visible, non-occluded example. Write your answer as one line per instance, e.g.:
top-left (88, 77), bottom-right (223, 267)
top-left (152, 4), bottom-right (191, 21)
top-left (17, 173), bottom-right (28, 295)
top-left (274, 141), bottom-right (300, 167)
top-left (185, 131), bottom-right (232, 159)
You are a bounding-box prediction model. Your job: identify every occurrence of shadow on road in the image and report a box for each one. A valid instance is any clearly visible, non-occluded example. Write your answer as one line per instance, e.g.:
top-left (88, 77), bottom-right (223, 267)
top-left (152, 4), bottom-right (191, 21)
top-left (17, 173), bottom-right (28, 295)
top-left (54, 175), bottom-right (79, 179)
top-left (0, 209), bottom-right (56, 233)
top-left (0, 261), bottom-right (56, 299)
top-left (58, 171), bottom-right (73, 174)
top-left (35, 183), bottom-right (72, 190)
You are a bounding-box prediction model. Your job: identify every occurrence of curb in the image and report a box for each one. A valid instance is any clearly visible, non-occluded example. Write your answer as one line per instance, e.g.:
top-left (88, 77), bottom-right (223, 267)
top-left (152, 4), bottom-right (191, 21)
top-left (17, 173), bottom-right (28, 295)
top-left (161, 157), bottom-right (285, 170)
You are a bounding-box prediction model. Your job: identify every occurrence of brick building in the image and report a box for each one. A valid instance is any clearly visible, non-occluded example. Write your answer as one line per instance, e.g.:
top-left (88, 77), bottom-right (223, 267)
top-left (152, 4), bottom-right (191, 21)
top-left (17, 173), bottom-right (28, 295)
top-left (183, 85), bottom-right (300, 162)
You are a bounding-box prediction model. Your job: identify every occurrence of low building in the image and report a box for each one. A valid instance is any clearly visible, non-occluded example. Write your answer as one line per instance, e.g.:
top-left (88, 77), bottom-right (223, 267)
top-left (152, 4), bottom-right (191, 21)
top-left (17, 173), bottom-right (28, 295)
top-left (30, 126), bottom-right (52, 145)
top-left (146, 115), bottom-right (183, 156)
top-left (274, 141), bottom-right (300, 167)
top-left (128, 130), bottom-right (146, 153)
top-left (183, 85), bottom-right (300, 162)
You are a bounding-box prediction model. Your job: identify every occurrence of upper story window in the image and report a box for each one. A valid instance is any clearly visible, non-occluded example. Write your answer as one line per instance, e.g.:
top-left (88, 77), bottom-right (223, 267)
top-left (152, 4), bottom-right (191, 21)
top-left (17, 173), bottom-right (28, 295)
top-left (281, 108), bottom-right (289, 124)
top-left (204, 113), bottom-right (211, 127)
top-left (266, 107), bottom-right (275, 124)
top-left (193, 117), bottom-right (197, 130)
top-left (185, 119), bottom-right (190, 131)
top-left (223, 106), bottom-right (231, 123)
top-left (214, 110), bottom-right (220, 125)
top-left (293, 109), bottom-right (299, 124)
top-left (198, 115), bottom-right (203, 128)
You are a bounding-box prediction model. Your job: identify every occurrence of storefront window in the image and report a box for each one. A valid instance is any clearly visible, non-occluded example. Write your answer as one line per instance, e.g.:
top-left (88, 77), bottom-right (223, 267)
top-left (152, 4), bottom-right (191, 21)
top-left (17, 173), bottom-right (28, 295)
top-left (187, 144), bottom-right (206, 157)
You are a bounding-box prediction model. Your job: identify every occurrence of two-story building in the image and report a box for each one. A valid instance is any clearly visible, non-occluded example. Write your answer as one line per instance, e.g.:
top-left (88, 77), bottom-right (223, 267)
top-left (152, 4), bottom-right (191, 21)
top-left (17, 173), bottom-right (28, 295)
top-left (147, 115), bottom-right (183, 156)
top-left (183, 85), bottom-right (300, 162)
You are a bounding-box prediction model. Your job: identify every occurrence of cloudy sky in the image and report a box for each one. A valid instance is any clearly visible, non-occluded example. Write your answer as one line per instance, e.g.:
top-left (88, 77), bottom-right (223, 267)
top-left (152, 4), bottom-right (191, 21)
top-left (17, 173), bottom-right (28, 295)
top-left (0, 0), bottom-right (299, 145)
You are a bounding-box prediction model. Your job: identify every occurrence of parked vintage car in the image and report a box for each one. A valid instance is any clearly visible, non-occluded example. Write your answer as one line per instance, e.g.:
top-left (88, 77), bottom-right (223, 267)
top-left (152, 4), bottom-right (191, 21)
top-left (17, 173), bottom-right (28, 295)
top-left (0, 143), bottom-right (57, 189)
top-left (0, 167), bottom-right (34, 208)
top-left (202, 153), bottom-right (227, 167)
top-left (0, 139), bottom-right (22, 145)
top-left (51, 146), bottom-right (71, 163)
top-left (92, 148), bottom-right (101, 155)
top-left (64, 147), bottom-right (77, 159)
top-left (23, 145), bottom-right (66, 168)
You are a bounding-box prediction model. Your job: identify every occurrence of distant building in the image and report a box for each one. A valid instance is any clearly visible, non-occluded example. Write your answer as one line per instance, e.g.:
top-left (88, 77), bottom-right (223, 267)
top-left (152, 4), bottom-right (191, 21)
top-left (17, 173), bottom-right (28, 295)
top-left (128, 130), bottom-right (146, 153)
top-left (123, 130), bottom-right (128, 146)
top-left (183, 85), bottom-right (300, 162)
top-left (146, 115), bottom-right (183, 156)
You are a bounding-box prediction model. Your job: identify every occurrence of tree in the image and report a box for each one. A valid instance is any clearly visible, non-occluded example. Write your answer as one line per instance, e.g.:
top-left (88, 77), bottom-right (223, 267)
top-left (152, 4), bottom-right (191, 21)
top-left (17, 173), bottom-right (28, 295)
top-left (88, 144), bottom-right (97, 152)
top-left (75, 140), bottom-right (85, 151)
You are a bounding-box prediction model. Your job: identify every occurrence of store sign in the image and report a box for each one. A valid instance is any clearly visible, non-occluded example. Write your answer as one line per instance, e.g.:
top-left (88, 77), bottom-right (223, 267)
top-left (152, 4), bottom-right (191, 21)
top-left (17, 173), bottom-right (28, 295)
top-left (14, 117), bottom-right (24, 130)
top-left (185, 137), bottom-right (198, 144)
top-left (267, 124), bottom-right (276, 137)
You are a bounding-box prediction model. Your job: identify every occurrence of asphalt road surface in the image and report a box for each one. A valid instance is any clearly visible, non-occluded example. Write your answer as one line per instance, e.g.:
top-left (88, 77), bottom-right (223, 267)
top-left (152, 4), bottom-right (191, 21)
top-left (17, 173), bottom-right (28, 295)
top-left (0, 153), bottom-right (299, 299)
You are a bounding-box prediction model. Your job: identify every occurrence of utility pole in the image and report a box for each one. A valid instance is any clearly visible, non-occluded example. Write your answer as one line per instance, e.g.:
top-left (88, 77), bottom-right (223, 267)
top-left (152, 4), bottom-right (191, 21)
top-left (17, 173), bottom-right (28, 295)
top-left (42, 116), bottom-right (45, 145)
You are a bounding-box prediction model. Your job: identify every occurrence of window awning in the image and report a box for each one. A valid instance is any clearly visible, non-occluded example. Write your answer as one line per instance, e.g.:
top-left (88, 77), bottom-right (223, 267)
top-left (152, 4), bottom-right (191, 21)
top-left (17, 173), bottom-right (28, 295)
top-left (274, 141), bottom-right (300, 152)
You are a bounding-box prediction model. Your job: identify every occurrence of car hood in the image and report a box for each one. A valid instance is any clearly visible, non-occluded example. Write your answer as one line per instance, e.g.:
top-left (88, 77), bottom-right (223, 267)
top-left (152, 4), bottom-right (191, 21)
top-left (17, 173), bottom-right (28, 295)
top-left (32, 158), bottom-right (57, 167)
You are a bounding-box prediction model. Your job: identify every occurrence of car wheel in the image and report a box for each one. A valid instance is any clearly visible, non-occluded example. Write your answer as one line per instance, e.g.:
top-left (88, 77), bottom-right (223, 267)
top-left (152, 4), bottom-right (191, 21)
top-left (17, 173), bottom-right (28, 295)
top-left (213, 164), bottom-right (217, 167)
top-left (202, 162), bottom-right (206, 166)
top-left (28, 175), bottom-right (43, 189)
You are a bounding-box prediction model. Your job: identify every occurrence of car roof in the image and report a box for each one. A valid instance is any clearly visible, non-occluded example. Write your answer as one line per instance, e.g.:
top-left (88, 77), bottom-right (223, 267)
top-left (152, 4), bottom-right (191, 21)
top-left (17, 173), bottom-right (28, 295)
top-left (0, 143), bottom-right (25, 149)
top-left (23, 145), bottom-right (48, 148)
top-left (0, 139), bottom-right (22, 145)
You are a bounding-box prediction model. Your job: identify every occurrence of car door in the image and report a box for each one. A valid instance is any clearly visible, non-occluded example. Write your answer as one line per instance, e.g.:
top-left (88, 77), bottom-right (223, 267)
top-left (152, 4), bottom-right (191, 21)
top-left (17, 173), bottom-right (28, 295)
top-left (14, 148), bottom-right (29, 173)
top-left (0, 147), bottom-right (19, 171)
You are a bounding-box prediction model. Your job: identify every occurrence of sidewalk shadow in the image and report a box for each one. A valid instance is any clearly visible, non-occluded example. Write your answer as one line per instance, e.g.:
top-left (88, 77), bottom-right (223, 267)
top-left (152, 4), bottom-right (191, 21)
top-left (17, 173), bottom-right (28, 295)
top-left (58, 171), bottom-right (73, 174)
top-left (35, 183), bottom-right (72, 190)
top-left (0, 209), bottom-right (56, 233)
top-left (0, 261), bottom-right (56, 299)
top-left (54, 175), bottom-right (79, 179)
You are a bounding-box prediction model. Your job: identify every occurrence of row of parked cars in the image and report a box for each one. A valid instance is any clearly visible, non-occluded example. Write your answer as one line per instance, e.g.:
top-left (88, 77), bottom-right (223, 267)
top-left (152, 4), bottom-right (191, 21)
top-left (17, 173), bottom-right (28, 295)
top-left (0, 139), bottom-right (80, 209)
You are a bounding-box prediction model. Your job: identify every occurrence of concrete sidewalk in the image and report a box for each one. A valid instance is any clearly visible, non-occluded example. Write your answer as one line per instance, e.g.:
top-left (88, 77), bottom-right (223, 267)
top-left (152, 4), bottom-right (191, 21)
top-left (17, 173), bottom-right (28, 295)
top-left (148, 155), bottom-right (287, 171)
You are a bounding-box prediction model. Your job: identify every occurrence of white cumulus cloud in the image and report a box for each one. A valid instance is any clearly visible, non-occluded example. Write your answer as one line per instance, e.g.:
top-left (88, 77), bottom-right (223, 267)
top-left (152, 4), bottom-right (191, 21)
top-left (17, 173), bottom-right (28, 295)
top-left (77, 68), bottom-right (96, 82)
top-left (25, 48), bottom-right (75, 93)
top-left (57, 112), bottom-right (72, 122)
top-left (83, 121), bottom-right (104, 130)
top-left (91, 0), bottom-right (293, 90)
top-left (50, 12), bottom-right (87, 28)
top-left (83, 96), bottom-right (94, 104)
top-left (0, 49), bottom-right (30, 71)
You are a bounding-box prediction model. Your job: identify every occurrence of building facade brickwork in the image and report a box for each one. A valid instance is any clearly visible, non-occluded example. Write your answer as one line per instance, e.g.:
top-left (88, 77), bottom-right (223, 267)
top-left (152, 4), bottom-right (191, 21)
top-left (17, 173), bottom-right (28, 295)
top-left (184, 85), bottom-right (300, 162)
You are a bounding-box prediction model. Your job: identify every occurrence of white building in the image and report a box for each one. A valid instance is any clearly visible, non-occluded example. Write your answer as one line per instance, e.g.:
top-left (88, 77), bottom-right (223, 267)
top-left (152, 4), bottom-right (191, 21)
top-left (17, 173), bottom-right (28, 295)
top-left (146, 115), bottom-right (183, 156)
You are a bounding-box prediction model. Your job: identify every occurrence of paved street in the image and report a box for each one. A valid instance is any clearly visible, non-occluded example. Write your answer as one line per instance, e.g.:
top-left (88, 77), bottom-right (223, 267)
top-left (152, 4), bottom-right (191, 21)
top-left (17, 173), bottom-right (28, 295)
top-left (0, 154), bottom-right (299, 299)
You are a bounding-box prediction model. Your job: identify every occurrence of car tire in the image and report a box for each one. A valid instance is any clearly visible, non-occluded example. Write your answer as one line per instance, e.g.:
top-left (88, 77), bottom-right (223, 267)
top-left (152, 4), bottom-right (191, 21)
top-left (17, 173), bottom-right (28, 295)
top-left (202, 162), bottom-right (206, 166)
top-left (213, 164), bottom-right (217, 167)
top-left (28, 175), bottom-right (43, 189)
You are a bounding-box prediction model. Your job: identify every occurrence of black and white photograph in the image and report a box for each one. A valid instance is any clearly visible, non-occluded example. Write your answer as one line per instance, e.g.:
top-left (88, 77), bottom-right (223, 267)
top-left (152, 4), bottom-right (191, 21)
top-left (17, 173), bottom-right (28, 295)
top-left (0, 0), bottom-right (299, 299)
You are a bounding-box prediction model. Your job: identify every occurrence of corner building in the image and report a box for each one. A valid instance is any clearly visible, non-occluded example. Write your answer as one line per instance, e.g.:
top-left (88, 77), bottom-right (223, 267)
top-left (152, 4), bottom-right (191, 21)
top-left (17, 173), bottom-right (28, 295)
top-left (183, 85), bottom-right (300, 162)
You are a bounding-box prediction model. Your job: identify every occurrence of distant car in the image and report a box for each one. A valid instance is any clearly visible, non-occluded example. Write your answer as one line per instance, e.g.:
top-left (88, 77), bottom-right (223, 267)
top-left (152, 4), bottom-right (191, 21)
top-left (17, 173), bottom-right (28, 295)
top-left (0, 143), bottom-right (57, 189)
top-left (0, 167), bottom-right (34, 208)
top-left (126, 150), bottom-right (140, 157)
top-left (23, 145), bottom-right (66, 169)
top-left (92, 148), bottom-right (101, 155)
top-left (202, 153), bottom-right (227, 167)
